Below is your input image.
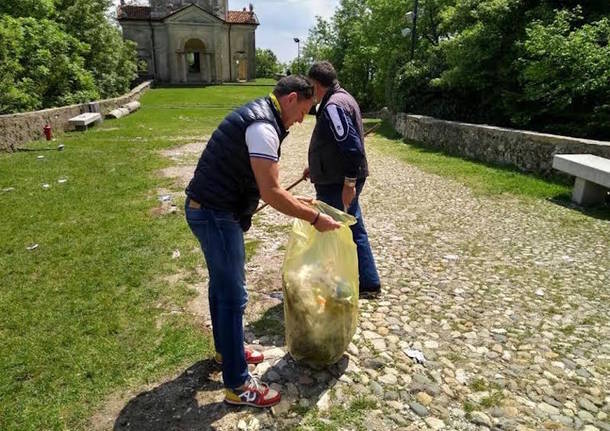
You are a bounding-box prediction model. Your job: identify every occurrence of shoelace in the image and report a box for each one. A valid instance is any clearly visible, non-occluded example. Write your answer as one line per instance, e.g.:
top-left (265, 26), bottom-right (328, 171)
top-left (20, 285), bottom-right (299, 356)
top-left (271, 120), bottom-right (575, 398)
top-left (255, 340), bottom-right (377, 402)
top-left (238, 374), bottom-right (265, 397)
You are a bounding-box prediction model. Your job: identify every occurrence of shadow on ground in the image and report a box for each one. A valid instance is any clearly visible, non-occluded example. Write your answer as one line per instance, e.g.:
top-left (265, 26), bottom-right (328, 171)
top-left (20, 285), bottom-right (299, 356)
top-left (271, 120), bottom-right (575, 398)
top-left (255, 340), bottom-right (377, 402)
top-left (114, 299), bottom-right (348, 430)
top-left (549, 193), bottom-right (610, 221)
top-left (113, 359), bottom-right (231, 431)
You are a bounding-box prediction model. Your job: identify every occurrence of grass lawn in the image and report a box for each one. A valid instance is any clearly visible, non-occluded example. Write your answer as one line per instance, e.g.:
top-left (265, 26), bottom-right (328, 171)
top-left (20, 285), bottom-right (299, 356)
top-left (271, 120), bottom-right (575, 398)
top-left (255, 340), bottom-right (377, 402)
top-left (0, 85), bottom-right (270, 431)
top-left (365, 120), bottom-right (574, 201)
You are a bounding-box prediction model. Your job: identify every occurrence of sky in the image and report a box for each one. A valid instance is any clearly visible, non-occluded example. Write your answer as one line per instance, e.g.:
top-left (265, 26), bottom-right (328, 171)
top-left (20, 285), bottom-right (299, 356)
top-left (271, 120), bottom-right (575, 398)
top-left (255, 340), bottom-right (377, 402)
top-left (229, 0), bottom-right (339, 63)
top-left (113, 1), bottom-right (340, 63)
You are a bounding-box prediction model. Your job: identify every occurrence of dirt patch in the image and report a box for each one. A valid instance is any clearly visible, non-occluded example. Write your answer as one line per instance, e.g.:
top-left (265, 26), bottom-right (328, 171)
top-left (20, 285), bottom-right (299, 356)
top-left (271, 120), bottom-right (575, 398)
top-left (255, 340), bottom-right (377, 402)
top-left (158, 166), bottom-right (193, 188)
top-left (160, 140), bottom-right (208, 164)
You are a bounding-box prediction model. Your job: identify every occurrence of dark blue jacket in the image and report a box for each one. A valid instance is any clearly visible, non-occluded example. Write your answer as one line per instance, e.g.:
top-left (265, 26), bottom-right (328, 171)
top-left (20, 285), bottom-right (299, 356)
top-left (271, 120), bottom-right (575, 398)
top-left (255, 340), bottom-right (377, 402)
top-left (308, 84), bottom-right (369, 184)
top-left (186, 97), bottom-right (288, 229)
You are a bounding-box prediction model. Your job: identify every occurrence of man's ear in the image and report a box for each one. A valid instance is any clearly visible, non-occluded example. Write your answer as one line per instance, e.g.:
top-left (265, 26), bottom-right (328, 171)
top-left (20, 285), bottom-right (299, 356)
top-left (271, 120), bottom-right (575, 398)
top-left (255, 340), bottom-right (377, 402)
top-left (286, 92), bottom-right (298, 105)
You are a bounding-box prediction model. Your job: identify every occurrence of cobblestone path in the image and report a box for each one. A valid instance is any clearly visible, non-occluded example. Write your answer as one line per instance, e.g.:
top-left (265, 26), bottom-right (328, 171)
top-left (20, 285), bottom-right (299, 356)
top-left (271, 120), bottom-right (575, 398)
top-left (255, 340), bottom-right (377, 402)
top-left (233, 118), bottom-right (609, 431)
top-left (109, 117), bottom-right (608, 431)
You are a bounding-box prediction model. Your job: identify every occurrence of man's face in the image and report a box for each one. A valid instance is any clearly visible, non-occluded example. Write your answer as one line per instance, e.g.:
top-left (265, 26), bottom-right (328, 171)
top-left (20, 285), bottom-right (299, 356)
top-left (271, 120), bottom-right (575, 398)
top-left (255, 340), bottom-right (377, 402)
top-left (281, 93), bottom-right (314, 129)
top-left (313, 81), bottom-right (325, 103)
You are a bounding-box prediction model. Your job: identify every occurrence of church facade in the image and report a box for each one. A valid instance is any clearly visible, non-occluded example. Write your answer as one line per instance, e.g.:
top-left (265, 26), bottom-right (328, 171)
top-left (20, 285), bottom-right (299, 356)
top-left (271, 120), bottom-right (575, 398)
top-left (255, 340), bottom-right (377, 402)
top-left (118, 1), bottom-right (259, 84)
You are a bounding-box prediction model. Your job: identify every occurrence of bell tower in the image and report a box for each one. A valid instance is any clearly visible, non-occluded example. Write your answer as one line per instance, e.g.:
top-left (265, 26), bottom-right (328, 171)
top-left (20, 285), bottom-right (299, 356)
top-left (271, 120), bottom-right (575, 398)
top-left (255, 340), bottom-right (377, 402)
top-left (150, 0), bottom-right (171, 18)
top-left (214, 0), bottom-right (228, 20)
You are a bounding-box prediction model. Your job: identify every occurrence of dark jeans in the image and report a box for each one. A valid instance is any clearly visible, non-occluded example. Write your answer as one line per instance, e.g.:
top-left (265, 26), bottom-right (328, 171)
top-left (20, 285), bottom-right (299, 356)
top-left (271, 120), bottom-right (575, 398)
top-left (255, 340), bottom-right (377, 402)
top-left (315, 179), bottom-right (381, 290)
top-left (185, 199), bottom-right (248, 389)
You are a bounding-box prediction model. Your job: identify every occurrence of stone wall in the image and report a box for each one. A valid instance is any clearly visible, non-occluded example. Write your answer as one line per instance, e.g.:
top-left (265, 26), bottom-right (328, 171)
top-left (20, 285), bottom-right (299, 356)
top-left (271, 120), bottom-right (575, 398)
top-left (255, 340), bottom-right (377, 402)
top-left (392, 113), bottom-right (610, 176)
top-left (0, 81), bottom-right (152, 152)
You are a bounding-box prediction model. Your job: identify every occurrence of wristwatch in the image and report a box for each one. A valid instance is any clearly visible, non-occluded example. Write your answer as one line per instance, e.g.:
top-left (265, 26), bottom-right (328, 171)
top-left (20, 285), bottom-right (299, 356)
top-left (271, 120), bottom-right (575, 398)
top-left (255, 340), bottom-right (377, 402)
top-left (344, 177), bottom-right (357, 187)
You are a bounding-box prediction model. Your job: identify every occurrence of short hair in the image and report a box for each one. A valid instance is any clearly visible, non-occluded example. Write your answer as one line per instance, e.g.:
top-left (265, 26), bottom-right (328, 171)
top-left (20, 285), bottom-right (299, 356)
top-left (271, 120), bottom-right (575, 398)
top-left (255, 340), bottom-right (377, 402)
top-left (273, 75), bottom-right (314, 100)
top-left (308, 61), bottom-right (338, 88)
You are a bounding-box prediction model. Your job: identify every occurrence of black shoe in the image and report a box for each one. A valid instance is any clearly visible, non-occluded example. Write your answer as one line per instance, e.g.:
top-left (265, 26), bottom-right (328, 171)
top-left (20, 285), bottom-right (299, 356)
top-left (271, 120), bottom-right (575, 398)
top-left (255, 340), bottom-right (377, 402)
top-left (359, 285), bottom-right (381, 299)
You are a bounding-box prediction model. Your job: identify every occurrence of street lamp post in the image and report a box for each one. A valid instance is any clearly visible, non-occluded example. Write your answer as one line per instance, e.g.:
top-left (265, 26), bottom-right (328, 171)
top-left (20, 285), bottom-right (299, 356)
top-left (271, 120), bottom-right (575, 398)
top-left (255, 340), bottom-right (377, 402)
top-left (293, 37), bottom-right (300, 74)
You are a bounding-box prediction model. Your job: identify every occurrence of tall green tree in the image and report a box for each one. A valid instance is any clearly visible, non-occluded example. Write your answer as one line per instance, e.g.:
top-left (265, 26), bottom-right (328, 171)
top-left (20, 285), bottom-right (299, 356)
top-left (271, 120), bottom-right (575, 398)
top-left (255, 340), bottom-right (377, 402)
top-left (305, 0), bottom-right (610, 138)
top-left (0, 0), bottom-right (137, 114)
top-left (255, 48), bottom-right (280, 78)
top-left (54, 0), bottom-right (138, 99)
top-left (0, 16), bottom-right (98, 113)
top-left (302, 16), bottom-right (337, 68)
top-left (518, 8), bottom-right (610, 136)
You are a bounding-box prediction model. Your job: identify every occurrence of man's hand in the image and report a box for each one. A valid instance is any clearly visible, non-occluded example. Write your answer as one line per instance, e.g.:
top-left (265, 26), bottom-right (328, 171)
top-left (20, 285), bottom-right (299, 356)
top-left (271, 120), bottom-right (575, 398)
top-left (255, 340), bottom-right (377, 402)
top-left (313, 213), bottom-right (341, 232)
top-left (342, 183), bottom-right (356, 211)
top-left (302, 166), bottom-right (310, 180)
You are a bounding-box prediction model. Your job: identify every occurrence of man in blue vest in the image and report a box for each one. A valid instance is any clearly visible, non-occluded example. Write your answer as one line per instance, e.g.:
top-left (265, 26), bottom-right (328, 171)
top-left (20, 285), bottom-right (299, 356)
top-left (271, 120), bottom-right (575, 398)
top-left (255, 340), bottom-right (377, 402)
top-left (304, 61), bottom-right (381, 299)
top-left (185, 76), bottom-right (340, 408)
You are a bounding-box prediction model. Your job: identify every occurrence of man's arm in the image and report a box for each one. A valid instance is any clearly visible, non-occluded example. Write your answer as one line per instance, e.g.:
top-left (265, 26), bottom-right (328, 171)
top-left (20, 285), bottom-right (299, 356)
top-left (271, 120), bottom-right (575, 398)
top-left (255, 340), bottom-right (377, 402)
top-left (250, 158), bottom-right (340, 232)
top-left (323, 104), bottom-right (364, 209)
top-left (324, 103), bottom-right (364, 179)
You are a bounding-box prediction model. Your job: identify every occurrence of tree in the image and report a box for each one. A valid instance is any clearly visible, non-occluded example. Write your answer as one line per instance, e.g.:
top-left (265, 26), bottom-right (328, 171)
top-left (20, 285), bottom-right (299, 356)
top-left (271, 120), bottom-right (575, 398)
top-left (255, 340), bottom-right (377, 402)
top-left (0, 0), bottom-right (137, 114)
top-left (0, 16), bottom-right (98, 113)
top-left (255, 48), bottom-right (280, 78)
top-left (304, 0), bottom-right (610, 138)
top-left (302, 16), bottom-right (337, 68)
top-left (518, 9), bottom-right (610, 137)
top-left (54, 0), bottom-right (138, 99)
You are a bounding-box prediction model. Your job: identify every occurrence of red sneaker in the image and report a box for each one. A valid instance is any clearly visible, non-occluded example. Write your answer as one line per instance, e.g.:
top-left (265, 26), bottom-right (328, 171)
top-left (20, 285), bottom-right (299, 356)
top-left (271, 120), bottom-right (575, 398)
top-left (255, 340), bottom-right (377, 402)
top-left (215, 348), bottom-right (264, 365)
top-left (224, 375), bottom-right (281, 408)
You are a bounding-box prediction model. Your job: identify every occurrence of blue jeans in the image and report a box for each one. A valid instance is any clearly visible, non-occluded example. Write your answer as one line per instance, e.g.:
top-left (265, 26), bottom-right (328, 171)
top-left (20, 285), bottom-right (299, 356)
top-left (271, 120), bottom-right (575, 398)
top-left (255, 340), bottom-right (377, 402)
top-left (315, 179), bottom-right (381, 290)
top-left (185, 199), bottom-right (248, 389)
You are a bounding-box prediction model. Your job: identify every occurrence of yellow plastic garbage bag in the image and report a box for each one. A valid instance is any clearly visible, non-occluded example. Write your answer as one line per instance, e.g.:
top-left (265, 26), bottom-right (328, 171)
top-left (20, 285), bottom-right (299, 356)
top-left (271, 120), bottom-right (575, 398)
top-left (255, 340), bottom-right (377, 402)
top-left (282, 201), bottom-right (359, 369)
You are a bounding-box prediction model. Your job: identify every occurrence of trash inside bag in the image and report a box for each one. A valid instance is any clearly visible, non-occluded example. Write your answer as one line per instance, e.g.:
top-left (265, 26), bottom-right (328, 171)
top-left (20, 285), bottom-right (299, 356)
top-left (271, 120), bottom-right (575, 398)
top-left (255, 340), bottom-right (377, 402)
top-left (282, 201), bottom-right (359, 369)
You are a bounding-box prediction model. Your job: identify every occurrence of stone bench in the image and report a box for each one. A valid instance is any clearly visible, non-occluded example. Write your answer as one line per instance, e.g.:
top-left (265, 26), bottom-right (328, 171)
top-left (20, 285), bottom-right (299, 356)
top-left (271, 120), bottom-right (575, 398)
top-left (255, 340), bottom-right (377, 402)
top-left (69, 112), bottom-right (102, 131)
top-left (552, 154), bottom-right (610, 205)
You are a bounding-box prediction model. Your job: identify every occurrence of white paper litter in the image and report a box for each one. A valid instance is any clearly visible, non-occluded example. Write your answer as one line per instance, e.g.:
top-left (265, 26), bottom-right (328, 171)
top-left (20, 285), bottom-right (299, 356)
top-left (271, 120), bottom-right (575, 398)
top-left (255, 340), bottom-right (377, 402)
top-left (405, 348), bottom-right (426, 364)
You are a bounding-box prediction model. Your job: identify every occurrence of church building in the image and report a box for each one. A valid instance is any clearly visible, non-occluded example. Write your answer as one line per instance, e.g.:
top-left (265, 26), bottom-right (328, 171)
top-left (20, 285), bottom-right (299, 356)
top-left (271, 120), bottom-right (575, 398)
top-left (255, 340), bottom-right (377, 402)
top-left (118, 1), bottom-right (259, 83)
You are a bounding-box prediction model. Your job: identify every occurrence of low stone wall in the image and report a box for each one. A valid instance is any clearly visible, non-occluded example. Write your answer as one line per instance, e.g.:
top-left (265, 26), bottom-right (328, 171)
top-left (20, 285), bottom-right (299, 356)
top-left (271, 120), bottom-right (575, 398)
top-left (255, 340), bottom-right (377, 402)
top-left (0, 81), bottom-right (152, 152)
top-left (392, 113), bottom-right (610, 176)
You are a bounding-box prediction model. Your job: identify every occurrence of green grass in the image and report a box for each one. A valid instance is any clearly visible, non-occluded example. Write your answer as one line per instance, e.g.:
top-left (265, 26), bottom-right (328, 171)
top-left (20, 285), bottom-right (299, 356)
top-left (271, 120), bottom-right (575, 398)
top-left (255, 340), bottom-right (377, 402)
top-left (296, 396), bottom-right (379, 431)
top-left (469, 378), bottom-right (488, 392)
top-left (367, 121), bottom-right (573, 200)
top-left (480, 391), bottom-right (504, 408)
top-left (0, 85), bottom-right (270, 430)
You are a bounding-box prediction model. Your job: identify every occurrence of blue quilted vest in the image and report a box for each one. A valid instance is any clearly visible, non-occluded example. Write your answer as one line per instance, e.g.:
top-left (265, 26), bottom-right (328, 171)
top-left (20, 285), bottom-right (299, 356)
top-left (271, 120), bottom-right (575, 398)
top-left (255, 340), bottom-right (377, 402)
top-left (186, 97), bottom-right (288, 229)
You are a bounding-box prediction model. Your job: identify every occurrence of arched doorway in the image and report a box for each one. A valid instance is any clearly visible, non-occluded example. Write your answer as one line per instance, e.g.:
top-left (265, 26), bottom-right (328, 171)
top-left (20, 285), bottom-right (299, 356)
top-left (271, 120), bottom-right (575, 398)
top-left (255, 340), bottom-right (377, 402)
top-left (184, 38), bottom-right (208, 83)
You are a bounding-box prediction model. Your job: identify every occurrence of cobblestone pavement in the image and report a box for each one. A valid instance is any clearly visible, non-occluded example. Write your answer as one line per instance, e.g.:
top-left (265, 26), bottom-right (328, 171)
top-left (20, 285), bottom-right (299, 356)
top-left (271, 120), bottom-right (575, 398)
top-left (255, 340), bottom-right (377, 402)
top-left (109, 118), bottom-right (609, 431)
top-left (232, 118), bottom-right (610, 431)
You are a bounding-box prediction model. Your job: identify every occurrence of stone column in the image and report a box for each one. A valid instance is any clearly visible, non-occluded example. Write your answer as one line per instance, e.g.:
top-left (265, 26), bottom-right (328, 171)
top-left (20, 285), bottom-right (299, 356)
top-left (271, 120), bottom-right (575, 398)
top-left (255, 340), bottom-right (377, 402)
top-left (181, 53), bottom-right (187, 83)
top-left (204, 54), bottom-right (211, 82)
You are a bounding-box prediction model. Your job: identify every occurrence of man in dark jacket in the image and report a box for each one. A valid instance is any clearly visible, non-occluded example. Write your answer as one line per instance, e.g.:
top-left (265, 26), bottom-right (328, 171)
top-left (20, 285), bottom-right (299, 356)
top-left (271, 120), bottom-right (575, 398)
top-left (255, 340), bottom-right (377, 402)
top-left (304, 61), bottom-right (381, 298)
top-left (185, 76), bottom-right (340, 408)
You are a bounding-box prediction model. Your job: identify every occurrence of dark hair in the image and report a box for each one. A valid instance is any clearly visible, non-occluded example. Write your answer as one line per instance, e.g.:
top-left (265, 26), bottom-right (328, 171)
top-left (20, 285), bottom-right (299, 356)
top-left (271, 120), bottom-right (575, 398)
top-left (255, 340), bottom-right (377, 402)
top-left (307, 61), bottom-right (338, 88)
top-left (273, 75), bottom-right (314, 100)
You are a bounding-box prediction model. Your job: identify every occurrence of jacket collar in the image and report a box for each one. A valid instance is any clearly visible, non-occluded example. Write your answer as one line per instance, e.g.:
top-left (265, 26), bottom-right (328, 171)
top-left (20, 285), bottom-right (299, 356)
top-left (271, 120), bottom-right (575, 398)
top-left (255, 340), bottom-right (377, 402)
top-left (266, 96), bottom-right (289, 141)
top-left (316, 83), bottom-right (341, 118)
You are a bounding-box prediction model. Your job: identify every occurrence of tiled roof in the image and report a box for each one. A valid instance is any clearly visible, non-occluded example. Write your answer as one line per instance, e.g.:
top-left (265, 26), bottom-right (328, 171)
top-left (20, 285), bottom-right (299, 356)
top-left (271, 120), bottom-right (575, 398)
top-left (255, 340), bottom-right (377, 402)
top-left (227, 11), bottom-right (259, 25)
top-left (118, 5), bottom-right (151, 20)
top-left (117, 5), bottom-right (258, 25)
